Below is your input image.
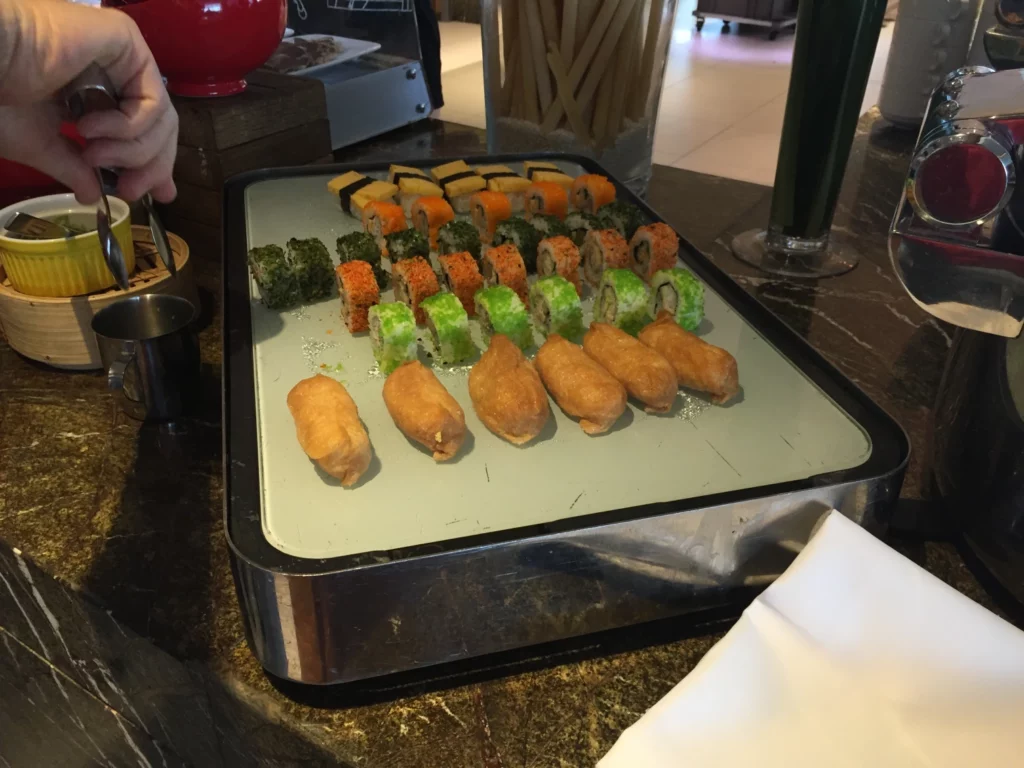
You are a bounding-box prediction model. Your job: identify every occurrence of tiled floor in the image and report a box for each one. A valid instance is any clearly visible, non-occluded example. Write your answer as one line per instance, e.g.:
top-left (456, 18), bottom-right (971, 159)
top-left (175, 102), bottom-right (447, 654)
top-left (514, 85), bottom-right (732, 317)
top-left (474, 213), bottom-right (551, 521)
top-left (435, 2), bottom-right (894, 187)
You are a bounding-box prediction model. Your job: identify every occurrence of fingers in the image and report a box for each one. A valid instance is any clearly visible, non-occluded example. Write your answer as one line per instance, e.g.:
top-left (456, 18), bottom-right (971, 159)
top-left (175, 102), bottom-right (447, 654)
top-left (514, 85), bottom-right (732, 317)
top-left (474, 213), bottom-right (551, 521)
top-left (29, 137), bottom-right (102, 205)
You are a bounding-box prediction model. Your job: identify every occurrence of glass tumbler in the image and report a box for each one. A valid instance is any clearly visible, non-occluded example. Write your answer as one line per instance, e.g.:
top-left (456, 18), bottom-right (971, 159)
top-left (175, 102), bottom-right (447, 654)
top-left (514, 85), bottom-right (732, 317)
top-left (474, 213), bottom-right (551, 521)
top-left (480, 0), bottom-right (679, 196)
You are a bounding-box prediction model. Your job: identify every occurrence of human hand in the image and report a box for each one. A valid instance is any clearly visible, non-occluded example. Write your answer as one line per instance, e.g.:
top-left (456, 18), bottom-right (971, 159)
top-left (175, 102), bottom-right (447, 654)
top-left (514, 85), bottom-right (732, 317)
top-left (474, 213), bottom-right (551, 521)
top-left (0, 0), bottom-right (178, 203)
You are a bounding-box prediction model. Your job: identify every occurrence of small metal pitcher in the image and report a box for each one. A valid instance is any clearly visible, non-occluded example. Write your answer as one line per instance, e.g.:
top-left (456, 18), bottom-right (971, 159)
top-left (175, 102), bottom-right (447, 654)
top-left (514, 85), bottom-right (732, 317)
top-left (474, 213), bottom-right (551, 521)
top-left (91, 294), bottom-right (200, 421)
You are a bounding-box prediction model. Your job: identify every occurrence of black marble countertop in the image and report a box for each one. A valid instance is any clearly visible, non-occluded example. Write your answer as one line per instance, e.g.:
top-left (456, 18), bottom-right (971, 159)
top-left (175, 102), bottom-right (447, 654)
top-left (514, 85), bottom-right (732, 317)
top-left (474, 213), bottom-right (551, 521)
top-left (0, 113), bottom-right (1006, 767)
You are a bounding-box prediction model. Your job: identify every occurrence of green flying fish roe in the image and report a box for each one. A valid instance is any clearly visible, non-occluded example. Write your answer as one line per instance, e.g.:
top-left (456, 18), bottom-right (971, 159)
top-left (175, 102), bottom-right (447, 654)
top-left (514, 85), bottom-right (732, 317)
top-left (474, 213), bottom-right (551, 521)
top-left (368, 302), bottom-right (418, 374)
top-left (493, 217), bottom-right (542, 272)
top-left (565, 211), bottom-right (601, 247)
top-left (474, 285), bottom-right (533, 350)
top-left (529, 275), bottom-right (583, 340)
top-left (248, 244), bottom-right (300, 309)
top-left (420, 292), bottom-right (474, 363)
top-left (286, 238), bottom-right (334, 301)
top-left (530, 213), bottom-right (570, 240)
top-left (597, 201), bottom-right (646, 240)
top-left (650, 268), bottom-right (705, 331)
top-left (336, 231), bottom-right (388, 289)
top-left (385, 228), bottom-right (430, 262)
top-left (597, 269), bottom-right (651, 336)
top-left (437, 219), bottom-right (481, 261)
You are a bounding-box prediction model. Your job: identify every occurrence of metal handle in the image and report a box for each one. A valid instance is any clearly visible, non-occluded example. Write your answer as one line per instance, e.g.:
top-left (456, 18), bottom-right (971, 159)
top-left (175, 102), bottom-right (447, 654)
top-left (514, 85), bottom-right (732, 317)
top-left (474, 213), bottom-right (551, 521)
top-left (107, 341), bottom-right (135, 393)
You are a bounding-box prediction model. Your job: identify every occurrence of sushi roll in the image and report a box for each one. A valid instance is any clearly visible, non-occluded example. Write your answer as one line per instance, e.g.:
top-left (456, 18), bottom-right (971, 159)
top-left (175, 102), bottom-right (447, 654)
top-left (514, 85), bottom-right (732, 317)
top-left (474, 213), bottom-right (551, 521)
top-left (392, 256), bottom-right (441, 325)
top-left (327, 171), bottom-right (398, 218)
top-left (335, 260), bottom-right (380, 333)
top-left (420, 292), bottom-right (474, 364)
top-left (431, 160), bottom-right (486, 214)
top-left (530, 276), bottom-right (584, 340)
top-left (476, 164), bottom-right (531, 212)
top-left (481, 244), bottom-right (529, 307)
top-left (492, 217), bottom-right (541, 272)
top-left (595, 269), bottom-right (651, 336)
top-left (537, 236), bottom-right (582, 296)
top-left (649, 268), bottom-right (705, 331)
top-left (581, 228), bottom-right (631, 288)
top-left (565, 211), bottom-right (602, 247)
top-left (336, 231), bottom-right (388, 290)
top-left (530, 213), bottom-right (570, 240)
top-left (438, 251), bottom-right (484, 316)
top-left (361, 200), bottom-right (407, 248)
top-left (411, 196), bottom-right (455, 250)
top-left (474, 285), bottom-right (533, 350)
top-left (438, 219), bottom-right (482, 261)
top-left (385, 228), bottom-right (430, 264)
top-left (598, 201), bottom-right (645, 240)
top-left (571, 174), bottom-right (616, 214)
top-left (369, 303), bottom-right (418, 374)
top-left (285, 237), bottom-right (334, 301)
top-left (631, 223), bottom-right (679, 282)
top-left (525, 182), bottom-right (569, 221)
top-left (248, 244), bottom-right (299, 309)
top-left (523, 160), bottom-right (574, 190)
top-left (388, 164), bottom-right (444, 216)
top-left (470, 190), bottom-right (513, 244)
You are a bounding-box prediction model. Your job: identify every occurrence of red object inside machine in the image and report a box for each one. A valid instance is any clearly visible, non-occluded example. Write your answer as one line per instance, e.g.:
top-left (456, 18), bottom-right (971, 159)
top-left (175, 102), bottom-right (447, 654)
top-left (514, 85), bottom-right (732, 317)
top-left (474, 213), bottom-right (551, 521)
top-left (916, 143), bottom-right (1009, 225)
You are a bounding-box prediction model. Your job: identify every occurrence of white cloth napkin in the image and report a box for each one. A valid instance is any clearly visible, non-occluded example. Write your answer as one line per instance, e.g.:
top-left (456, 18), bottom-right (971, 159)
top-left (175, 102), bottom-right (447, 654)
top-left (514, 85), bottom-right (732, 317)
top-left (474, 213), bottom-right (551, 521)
top-left (599, 510), bottom-right (1024, 768)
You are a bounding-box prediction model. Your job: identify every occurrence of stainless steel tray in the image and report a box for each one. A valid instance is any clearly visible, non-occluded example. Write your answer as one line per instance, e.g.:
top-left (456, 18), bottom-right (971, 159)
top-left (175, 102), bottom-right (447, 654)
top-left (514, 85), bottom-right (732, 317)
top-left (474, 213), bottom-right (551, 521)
top-left (223, 154), bottom-right (908, 685)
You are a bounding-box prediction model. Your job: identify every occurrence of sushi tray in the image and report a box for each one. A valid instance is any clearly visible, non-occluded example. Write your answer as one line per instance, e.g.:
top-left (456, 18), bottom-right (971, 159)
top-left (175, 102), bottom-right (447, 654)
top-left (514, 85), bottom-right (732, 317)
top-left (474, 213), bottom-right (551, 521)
top-left (223, 154), bottom-right (908, 685)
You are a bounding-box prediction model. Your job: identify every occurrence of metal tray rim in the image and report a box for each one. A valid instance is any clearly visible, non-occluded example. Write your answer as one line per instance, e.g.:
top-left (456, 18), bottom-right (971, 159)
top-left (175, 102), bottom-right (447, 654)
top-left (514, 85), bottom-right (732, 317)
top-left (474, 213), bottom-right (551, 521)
top-left (222, 152), bottom-right (911, 578)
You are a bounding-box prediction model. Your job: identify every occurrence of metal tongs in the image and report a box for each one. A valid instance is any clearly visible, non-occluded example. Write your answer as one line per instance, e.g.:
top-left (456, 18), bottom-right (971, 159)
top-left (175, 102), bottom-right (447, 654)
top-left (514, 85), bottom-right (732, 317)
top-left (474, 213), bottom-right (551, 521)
top-left (63, 64), bottom-right (177, 289)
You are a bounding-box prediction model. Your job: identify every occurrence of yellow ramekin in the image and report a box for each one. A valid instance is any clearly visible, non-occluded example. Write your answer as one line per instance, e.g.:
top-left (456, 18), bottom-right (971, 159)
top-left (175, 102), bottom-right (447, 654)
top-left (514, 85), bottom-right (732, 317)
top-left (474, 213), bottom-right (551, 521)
top-left (0, 193), bottom-right (136, 297)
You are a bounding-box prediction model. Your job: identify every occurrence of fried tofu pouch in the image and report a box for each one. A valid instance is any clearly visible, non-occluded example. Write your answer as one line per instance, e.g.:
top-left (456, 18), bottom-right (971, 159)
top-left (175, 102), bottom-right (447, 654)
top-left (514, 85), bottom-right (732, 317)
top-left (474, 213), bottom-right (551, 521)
top-left (535, 334), bottom-right (627, 435)
top-left (583, 322), bottom-right (678, 413)
top-left (469, 335), bottom-right (550, 445)
top-left (382, 361), bottom-right (466, 461)
top-left (639, 312), bottom-right (740, 404)
top-left (287, 375), bottom-right (372, 486)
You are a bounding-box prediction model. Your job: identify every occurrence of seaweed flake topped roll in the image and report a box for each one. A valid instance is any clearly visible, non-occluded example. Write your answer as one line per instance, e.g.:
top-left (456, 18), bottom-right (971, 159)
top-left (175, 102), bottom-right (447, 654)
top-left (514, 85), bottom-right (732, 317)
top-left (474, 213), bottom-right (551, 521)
top-left (335, 260), bottom-right (380, 333)
top-left (438, 251), bottom-right (484, 316)
top-left (327, 171), bottom-right (398, 218)
top-left (481, 244), bottom-right (529, 306)
top-left (523, 160), bottom-right (574, 190)
top-left (474, 285), bottom-right (533, 350)
top-left (631, 223), bottom-right (679, 282)
top-left (438, 219), bottom-right (482, 261)
top-left (248, 244), bottom-right (299, 309)
top-left (385, 228), bottom-right (430, 263)
top-left (581, 228), bottom-right (630, 288)
top-left (388, 164), bottom-right (444, 216)
top-left (336, 231), bottom-right (388, 290)
top-left (492, 216), bottom-right (541, 273)
top-left (565, 211), bottom-right (602, 247)
top-left (598, 201), bottom-right (646, 240)
top-left (392, 256), bottom-right (441, 325)
top-left (537, 236), bottom-right (582, 296)
top-left (420, 292), bottom-right (474, 364)
top-left (571, 174), bottom-right (616, 214)
top-left (286, 237), bottom-right (334, 301)
top-left (369, 303), bottom-right (418, 374)
top-left (649, 268), bottom-right (705, 331)
top-left (595, 269), bottom-right (651, 336)
top-left (530, 275), bottom-right (583, 340)
top-left (431, 160), bottom-right (486, 214)
top-left (530, 213), bottom-right (570, 240)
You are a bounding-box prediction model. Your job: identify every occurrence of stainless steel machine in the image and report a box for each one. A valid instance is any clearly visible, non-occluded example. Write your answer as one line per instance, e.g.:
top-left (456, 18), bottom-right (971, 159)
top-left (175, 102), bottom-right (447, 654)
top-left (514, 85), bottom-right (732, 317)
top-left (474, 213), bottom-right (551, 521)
top-left (890, 8), bottom-right (1024, 612)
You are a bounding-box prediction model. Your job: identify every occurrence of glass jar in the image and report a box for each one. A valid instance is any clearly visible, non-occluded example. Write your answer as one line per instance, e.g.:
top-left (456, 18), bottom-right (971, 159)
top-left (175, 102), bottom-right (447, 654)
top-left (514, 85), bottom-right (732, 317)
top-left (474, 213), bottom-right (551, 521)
top-left (480, 0), bottom-right (679, 195)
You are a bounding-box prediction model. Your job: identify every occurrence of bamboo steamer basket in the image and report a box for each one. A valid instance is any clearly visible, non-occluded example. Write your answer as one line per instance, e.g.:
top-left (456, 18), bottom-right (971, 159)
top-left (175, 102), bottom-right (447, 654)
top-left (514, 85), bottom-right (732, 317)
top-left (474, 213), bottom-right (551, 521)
top-left (0, 226), bottom-right (199, 370)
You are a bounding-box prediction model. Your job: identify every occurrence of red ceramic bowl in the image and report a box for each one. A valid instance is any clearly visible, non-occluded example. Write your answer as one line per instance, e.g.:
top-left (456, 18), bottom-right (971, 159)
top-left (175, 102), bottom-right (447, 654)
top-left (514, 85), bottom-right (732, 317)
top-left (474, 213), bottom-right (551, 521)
top-left (104, 0), bottom-right (286, 98)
